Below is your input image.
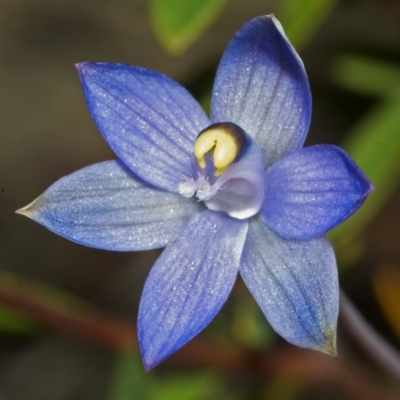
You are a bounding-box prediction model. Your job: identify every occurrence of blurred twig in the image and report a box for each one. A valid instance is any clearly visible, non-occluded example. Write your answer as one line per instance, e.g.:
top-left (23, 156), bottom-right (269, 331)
top-left (340, 290), bottom-right (400, 381)
top-left (0, 270), bottom-right (136, 349)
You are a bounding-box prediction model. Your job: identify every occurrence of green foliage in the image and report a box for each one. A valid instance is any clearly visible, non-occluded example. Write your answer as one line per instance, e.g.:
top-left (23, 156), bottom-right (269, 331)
top-left (232, 287), bottom-right (276, 350)
top-left (152, 372), bottom-right (222, 400)
top-left (279, 0), bottom-right (339, 49)
top-left (107, 349), bottom-right (221, 400)
top-left (331, 55), bottom-right (400, 97)
top-left (150, 0), bottom-right (227, 55)
top-left (108, 350), bottom-right (223, 400)
top-left (0, 304), bottom-right (39, 335)
top-left (263, 377), bottom-right (302, 400)
top-left (150, 0), bottom-right (338, 55)
top-left (108, 351), bottom-right (150, 400)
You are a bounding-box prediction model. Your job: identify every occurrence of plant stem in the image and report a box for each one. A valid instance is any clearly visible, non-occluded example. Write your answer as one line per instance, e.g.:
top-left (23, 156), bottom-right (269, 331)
top-left (340, 290), bottom-right (400, 380)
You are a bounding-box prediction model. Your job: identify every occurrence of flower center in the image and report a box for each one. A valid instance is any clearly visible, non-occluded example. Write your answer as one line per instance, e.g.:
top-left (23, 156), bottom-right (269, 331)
top-left (179, 122), bottom-right (265, 220)
top-left (193, 123), bottom-right (247, 177)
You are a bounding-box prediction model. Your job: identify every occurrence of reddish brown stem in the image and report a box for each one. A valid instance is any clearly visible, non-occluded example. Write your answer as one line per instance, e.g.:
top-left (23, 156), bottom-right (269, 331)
top-left (0, 274), bottom-right (136, 349)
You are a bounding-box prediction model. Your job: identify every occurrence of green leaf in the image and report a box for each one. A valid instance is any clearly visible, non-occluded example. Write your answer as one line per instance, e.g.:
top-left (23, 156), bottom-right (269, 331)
top-left (108, 350), bottom-right (151, 400)
top-left (150, 0), bottom-right (227, 55)
top-left (151, 372), bottom-right (221, 400)
top-left (263, 377), bottom-right (302, 400)
top-left (279, 0), bottom-right (338, 50)
top-left (331, 55), bottom-right (400, 97)
top-left (0, 304), bottom-right (39, 335)
top-left (232, 287), bottom-right (276, 350)
top-left (108, 354), bottom-right (223, 400)
top-left (329, 93), bottom-right (400, 248)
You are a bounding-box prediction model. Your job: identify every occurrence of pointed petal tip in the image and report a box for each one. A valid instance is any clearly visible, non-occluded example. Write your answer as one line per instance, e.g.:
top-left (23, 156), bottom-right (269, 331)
top-left (139, 339), bottom-right (169, 371)
top-left (319, 328), bottom-right (337, 358)
top-left (75, 62), bottom-right (94, 74)
top-left (141, 358), bottom-right (155, 372)
top-left (322, 343), bottom-right (338, 358)
top-left (141, 352), bottom-right (165, 371)
top-left (74, 62), bottom-right (84, 71)
top-left (75, 62), bottom-right (104, 76)
top-left (15, 200), bottom-right (37, 218)
top-left (358, 179), bottom-right (374, 206)
top-left (269, 14), bottom-right (278, 24)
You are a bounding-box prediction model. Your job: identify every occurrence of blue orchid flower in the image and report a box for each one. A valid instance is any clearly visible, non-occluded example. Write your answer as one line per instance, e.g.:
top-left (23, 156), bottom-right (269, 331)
top-left (18, 15), bottom-right (372, 370)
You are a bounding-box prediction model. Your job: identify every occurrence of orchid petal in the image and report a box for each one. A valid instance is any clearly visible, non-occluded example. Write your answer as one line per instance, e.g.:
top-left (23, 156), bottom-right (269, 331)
top-left (77, 63), bottom-right (210, 193)
top-left (138, 210), bottom-right (248, 369)
top-left (18, 161), bottom-right (202, 251)
top-left (240, 217), bottom-right (338, 354)
top-left (211, 15), bottom-right (311, 167)
top-left (205, 136), bottom-right (265, 219)
top-left (261, 145), bottom-right (373, 239)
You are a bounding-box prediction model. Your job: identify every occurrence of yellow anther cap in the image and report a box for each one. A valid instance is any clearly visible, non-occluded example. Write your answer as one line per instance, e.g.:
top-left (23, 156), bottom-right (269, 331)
top-left (193, 122), bottom-right (247, 176)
